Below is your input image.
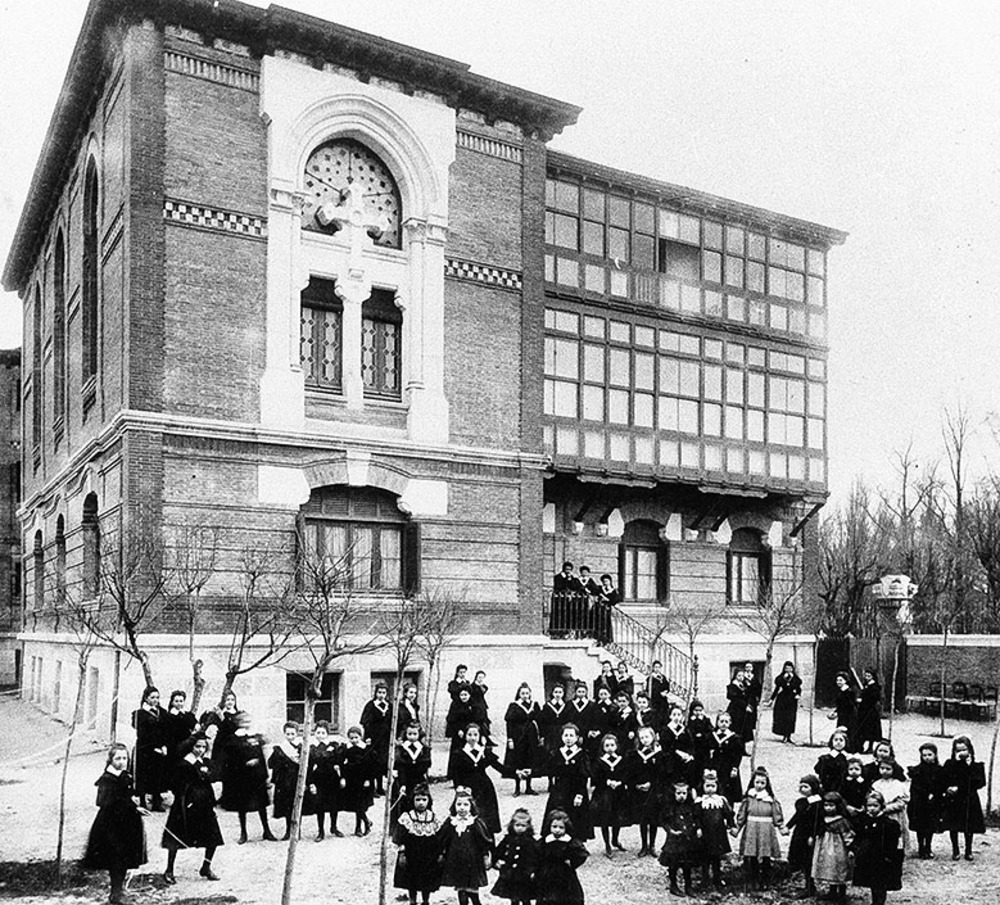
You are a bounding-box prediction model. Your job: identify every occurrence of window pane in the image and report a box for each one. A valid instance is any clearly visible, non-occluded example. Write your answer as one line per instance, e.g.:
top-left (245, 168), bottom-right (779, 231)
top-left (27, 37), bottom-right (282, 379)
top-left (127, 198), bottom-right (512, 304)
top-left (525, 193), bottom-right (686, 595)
top-left (636, 549), bottom-right (658, 599)
top-left (808, 418), bottom-right (824, 449)
top-left (726, 294), bottom-right (745, 321)
top-left (609, 196), bottom-right (630, 228)
top-left (583, 188), bottom-right (605, 221)
top-left (747, 409), bottom-right (765, 442)
top-left (609, 349), bottom-right (630, 385)
top-left (660, 359), bottom-right (679, 394)
top-left (724, 406), bottom-right (743, 440)
top-left (584, 316), bottom-right (605, 339)
top-left (635, 353), bottom-right (655, 391)
top-left (552, 181), bottom-right (579, 213)
top-left (609, 432), bottom-right (629, 461)
top-left (747, 232), bottom-right (766, 260)
top-left (661, 239), bottom-right (702, 280)
top-left (582, 221), bottom-right (604, 256)
top-left (678, 215), bottom-right (700, 244)
top-left (680, 283), bottom-right (701, 313)
top-left (679, 361), bottom-right (699, 397)
top-left (633, 234), bottom-right (655, 270)
top-left (635, 326), bottom-right (655, 347)
top-left (609, 321), bottom-right (630, 344)
top-left (658, 396), bottom-right (678, 431)
top-left (584, 430), bottom-right (604, 458)
top-left (678, 399), bottom-right (699, 433)
top-left (726, 369), bottom-right (744, 404)
top-left (703, 221), bottom-right (723, 250)
top-left (608, 389), bottom-right (629, 424)
top-left (725, 255), bottom-right (744, 289)
top-left (635, 393), bottom-right (654, 428)
top-left (727, 448), bottom-right (744, 473)
top-left (583, 345), bottom-right (605, 382)
top-left (554, 382), bottom-right (578, 417)
top-left (556, 257), bottom-right (579, 287)
top-left (380, 527), bottom-right (401, 589)
top-left (608, 228), bottom-right (630, 261)
top-left (704, 289), bottom-right (722, 317)
top-left (808, 248), bottom-right (825, 276)
top-left (704, 365), bottom-right (722, 401)
top-left (634, 202), bottom-right (655, 234)
top-left (582, 385), bottom-right (604, 421)
top-left (703, 250), bottom-right (722, 283)
top-left (809, 382), bottom-right (826, 416)
top-left (554, 213), bottom-right (578, 250)
top-left (748, 373), bottom-right (765, 407)
top-left (658, 209), bottom-right (679, 238)
top-left (353, 526), bottom-right (374, 589)
top-left (747, 261), bottom-right (765, 294)
top-left (704, 403), bottom-right (722, 436)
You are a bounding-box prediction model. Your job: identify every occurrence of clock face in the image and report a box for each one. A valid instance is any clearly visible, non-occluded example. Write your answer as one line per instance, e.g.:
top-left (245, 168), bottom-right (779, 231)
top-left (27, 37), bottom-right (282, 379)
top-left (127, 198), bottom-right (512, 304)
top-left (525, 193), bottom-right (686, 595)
top-left (302, 138), bottom-right (402, 248)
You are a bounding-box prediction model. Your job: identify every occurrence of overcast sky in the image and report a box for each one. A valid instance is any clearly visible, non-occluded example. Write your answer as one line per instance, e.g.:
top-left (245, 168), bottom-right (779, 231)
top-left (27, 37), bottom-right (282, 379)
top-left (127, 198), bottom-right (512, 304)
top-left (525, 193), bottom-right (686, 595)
top-left (2, 0), bottom-right (999, 506)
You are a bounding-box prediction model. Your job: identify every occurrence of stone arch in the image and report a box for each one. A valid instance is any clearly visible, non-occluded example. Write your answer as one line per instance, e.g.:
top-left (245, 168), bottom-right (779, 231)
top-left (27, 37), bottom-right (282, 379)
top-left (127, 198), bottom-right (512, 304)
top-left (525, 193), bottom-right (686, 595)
top-left (303, 454), bottom-right (412, 510)
top-left (281, 94), bottom-right (444, 223)
top-left (726, 512), bottom-right (773, 537)
top-left (615, 500), bottom-right (668, 527)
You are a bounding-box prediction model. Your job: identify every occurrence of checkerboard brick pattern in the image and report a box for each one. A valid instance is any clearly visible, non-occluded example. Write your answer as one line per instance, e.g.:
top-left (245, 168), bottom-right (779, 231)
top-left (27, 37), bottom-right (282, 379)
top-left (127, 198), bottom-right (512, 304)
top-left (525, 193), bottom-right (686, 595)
top-left (163, 200), bottom-right (267, 238)
top-left (444, 257), bottom-right (522, 291)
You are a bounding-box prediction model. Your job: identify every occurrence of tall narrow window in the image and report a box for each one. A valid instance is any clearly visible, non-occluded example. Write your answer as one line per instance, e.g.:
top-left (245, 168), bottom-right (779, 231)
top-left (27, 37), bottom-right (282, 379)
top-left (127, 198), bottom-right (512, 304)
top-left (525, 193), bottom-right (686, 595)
top-left (82, 493), bottom-right (100, 600)
top-left (32, 531), bottom-right (44, 611)
top-left (300, 278), bottom-right (342, 391)
top-left (361, 289), bottom-right (402, 401)
top-left (618, 520), bottom-right (668, 603)
top-left (55, 516), bottom-right (66, 604)
top-left (53, 232), bottom-right (66, 434)
top-left (31, 284), bottom-right (42, 450)
top-left (727, 527), bottom-right (771, 605)
top-left (82, 162), bottom-right (99, 392)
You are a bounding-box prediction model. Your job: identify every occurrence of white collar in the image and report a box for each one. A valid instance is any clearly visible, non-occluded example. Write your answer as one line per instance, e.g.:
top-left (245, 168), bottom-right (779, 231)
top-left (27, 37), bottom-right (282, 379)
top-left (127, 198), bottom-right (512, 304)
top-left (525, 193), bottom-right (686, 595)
top-left (464, 744), bottom-right (484, 761)
top-left (545, 833), bottom-right (568, 843)
top-left (701, 793), bottom-right (727, 809)
top-left (561, 745), bottom-right (580, 761)
top-left (748, 789), bottom-right (773, 802)
top-left (573, 700), bottom-right (589, 710)
top-left (517, 700), bottom-right (533, 712)
top-left (638, 748), bottom-right (658, 762)
top-left (374, 700), bottom-right (388, 712)
top-left (183, 753), bottom-right (201, 765)
top-left (105, 765), bottom-right (124, 777)
top-left (601, 753), bottom-right (621, 767)
top-left (451, 814), bottom-right (475, 832)
top-left (278, 739), bottom-right (300, 759)
top-left (548, 701), bottom-right (565, 712)
top-left (404, 741), bottom-right (423, 757)
top-left (807, 794), bottom-right (822, 803)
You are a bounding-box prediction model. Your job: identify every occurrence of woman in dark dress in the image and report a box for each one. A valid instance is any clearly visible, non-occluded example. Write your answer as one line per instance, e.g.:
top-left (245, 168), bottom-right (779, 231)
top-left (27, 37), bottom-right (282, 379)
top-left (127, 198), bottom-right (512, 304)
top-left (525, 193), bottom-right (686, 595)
top-left (595, 573), bottom-right (619, 644)
top-left (856, 670), bottom-right (884, 753)
top-left (831, 672), bottom-right (858, 750)
top-left (450, 722), bottom-right (515, 836)
top-left (470, 670), bottom-right (492, 741)
top-left (200, 690), bottom-right (240, 766)
top-left (542, 723), bottom-right (593, 841)
top-left (83, 743), bottom-right (148, 905)
top-left (940, 735), bottom-right (986, 860)
top-left (396, 682), bottom-right (421, 740)
top-left (447, 664), bottom-right (472, 702)
top-left (310, 721), bottom-right (343, 839)
top-left (132, 686), bottom-right (169, 811)
top-left (218, 711), bottom-right (275, 843)
top-left (163, 690), bottom-right (197, 766)
top-left (907, 741), bottom-right (943, 859)
top-left (360, 683), bottom-right (392, 796)
top-left (592, 661), bottom-right (616, 702)
top-left (162, 734), bottom-right (224, 883)
top-left (445, 687), bottom-right (479, 779)
top-left (504, 682), bottom-right (542, 796)
top-left (538, 685), bottom-right (572, 757)
top-left (268, 721), bottom-right (314, 839)
top-left (725, 669), bottom-right (753, 747)
top-left (770, 661), bottom-right (802, 743)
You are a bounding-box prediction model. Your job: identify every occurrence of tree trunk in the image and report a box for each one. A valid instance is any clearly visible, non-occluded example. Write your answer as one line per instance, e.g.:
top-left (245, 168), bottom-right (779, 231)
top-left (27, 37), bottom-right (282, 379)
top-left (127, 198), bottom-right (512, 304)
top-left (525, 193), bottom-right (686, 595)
top-left (139, 650), bottom-right (154, 689)
top-left (987, 707), bottom-right (1000, 814)
top-left (887, 638), bottom-right (901, 743)
top-left (809, 637), bottom-right (818, 746)
top-left (939, 626), bottom-right (949, 737)
top-left (749, 645), bottom-right (774, 773)
top-left (110, 650), bottom-right (121, 743)
top-left (190, 659), bottom-right (206, 715)
top-left (281, 693), bottom-right (315, 905)
top-left (425, 655), bottom-right (441, 745)
top-left (378, 676), bottom-right (404, 905)
top-left (57, 651), bottom-right (90, 886)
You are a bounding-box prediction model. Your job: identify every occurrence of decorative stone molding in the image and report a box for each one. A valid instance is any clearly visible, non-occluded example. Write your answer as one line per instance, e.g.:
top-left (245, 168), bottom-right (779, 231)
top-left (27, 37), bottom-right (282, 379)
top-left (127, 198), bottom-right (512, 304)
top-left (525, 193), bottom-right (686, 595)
top-left (164, 50), bottom-right (259, 92)
top-left (456, 129), bottom-right (523, 163)
top-left (163, 200), bottom-right (266, 238)
top-left (444, 258), bottom-right (522, 291)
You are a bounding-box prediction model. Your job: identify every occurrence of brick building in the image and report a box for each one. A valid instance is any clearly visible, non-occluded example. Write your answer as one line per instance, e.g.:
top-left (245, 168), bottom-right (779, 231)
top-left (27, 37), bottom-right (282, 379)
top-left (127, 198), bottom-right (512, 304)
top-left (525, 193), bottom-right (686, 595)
top-left (3, 0), bottom-right (844, 738)
top-left (0, 349), bottom-right (21, 684)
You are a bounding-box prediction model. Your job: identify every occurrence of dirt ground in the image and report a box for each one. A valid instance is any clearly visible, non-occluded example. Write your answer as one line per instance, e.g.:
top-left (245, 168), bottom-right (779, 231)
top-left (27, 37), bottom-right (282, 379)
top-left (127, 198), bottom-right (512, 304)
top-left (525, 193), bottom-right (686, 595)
top-left (2, 695), bottom-right (999, 904)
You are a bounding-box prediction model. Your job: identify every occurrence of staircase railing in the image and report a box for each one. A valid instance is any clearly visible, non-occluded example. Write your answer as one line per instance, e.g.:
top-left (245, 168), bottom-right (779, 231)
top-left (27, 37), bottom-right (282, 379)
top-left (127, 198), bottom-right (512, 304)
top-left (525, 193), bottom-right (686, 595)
top-left (543, 592), bottom-right (693, 700)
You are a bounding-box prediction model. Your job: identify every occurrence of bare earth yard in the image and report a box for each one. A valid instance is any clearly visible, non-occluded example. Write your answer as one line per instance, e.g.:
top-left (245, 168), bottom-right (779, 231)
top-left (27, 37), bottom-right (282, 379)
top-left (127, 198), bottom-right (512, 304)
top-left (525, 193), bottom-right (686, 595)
top-left (2, 696), bottom-right (998, 904)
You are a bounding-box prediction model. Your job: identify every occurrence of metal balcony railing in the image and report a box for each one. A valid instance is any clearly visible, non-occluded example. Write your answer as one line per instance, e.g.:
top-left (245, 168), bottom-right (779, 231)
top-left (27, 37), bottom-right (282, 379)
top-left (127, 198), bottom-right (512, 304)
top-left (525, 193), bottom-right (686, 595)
top-left (544, 591), bottom-right (692, 700)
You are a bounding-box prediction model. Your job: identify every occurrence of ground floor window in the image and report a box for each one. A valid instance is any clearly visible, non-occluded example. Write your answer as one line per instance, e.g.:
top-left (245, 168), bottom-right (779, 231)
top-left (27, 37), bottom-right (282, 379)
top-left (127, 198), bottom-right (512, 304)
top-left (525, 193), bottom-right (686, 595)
top-left (285, 671), bottom-right (341, 728)
top-left (727, 527), bottom-right (771, 604)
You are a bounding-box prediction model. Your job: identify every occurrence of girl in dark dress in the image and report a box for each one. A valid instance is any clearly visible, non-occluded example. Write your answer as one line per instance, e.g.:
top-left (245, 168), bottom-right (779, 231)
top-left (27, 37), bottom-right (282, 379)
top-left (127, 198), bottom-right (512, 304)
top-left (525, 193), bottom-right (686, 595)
top-left (686, 700), bottom-right (717, 782)
top-left (814, 727), bottom-right (850, 795)
top-left (503, 683), bottom-right (542, 796)
top-left (542, 723), bottom-right (593, 841)
top-left (470, 671), bottom-right (491, 741)
top-left (201, 690), bottom-right (239, 767)
top-left (439, 788), bottom-right (493, 905)
top-left (538, 685), bottom-right (571, 759)
top-left (446, 688), bottom-right (479, 779)
top-left (83, 743), bottom-right (148, 905)
top-left (708, 712), bottom-right (744, 805)
top-left (536, 810), bottom-right (588, 905)
top-left (341, 725), bottom-right (376, 836)
top-left (568, 683), bottom-right (597, 757)
top-left (856, 670), bottom-right (883, 753)
top-left (219, 711), bottom-right (275, 843)
top-left (448, 664), bottom-right (472, 702)
top-left (391, 721), bottom-right (432, 830)
top-left (626, 725), bottom-right (668, 856)
top-left (162, 734), bottom-right (224, 883)
top-left (360, 683), bottom-right (392, 796)
top-left (309, 720), bottom-right (343, 839)
top-left (590, 732), bottom-right (630, 856)
top-left (725, 669), bottom-right (753, 747)
top-left (450, 722), bottom-right (514, 836)
top-left (940, 735), bottom-right (986, 860)
top-left (862, 740), bottom-right (906, 783)
top-left (786, 773), bottom-right (823, 898)
top-left (770, 661), bottom-right (802, 743)
top-left (163, 690), bottom-right (197, 766)
top-left (697, 770), bottom-right (735, 890)
top-left (907, 741), bottom-right (942, 858)
top-left (396, 683), bottom-right (421, 740)
top-left (842, 757), bottom-right (872, 820)
top-left (268, 721), bottom-right (312, 840)
top-left (613, 662), bottom-right (635, 701)
top-left (646, 660), bottom-right (673, 717)
top-left (659, 778), bottom-right (700, 897)
top-left (659, 703), bottom-right (695, 783)
top-left (132, 686), bottom-right (169, 811)
top-left (831, 672), bottom-right (858, 751)
top-left (586, 686), bottom-right (616, 758)
top-left (592, 660), bottom-right (615, 701)
top-left (492, 807), bottom-right (540, 905)
top-left (393, 783), bottom-right (443, 905)
top-left (850, 791), bottom-right (902, 905)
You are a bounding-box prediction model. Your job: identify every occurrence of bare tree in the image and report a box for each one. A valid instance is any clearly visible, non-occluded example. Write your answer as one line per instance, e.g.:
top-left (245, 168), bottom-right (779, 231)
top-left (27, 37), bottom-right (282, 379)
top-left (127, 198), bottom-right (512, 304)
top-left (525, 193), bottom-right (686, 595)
top-left (166, 523), bottom-right (219, 713)
top-left (280, 539), bottom-right (387, 905)
top-left (735, 575), bottom-right (806, 771)
top-left (668, 596), bottom-right (724, 705)
top-left (967, 477), bottom-right (1000, 631)
top-left (412, 587), bottom-right (460, 743)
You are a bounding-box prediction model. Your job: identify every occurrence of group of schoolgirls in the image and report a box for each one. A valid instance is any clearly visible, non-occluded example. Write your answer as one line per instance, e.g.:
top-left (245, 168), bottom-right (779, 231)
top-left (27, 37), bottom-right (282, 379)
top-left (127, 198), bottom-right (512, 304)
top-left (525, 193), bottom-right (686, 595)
top-left (784, 728), bottom-right (987, 905)
top-left (393, 786), bottom-right (589, 905)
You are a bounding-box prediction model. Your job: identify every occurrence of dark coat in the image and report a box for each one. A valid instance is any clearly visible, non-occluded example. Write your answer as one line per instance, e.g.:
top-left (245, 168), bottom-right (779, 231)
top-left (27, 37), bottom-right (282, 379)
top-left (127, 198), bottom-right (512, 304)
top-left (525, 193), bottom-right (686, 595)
top-left (449, 745), bottom-right (511, 835)
top-left (814, 751), bottom-right (849, 796)
top-left (535, 836), bottom-right (588, 905)
top-left (940, 758), bottom-right (986, 834)
top-left (697, 794), bottom-right (734, 857)
top-left (339, 742), bottom-right (376, 813)
top-left (850, 813), bottom-right (902, 890)
top-left (131, 706), bottom-right (170, 796)
top-left (770, 673), bottom-right (802, 737)
top-left (841, 775), bottom-right (872, 818)
top-left (658, 797), bottom-right (701, 866)
top-left (833, 689), bottom-right (858, 745)
top-left (439, 815), bottom-right (492, 889)
top-left (504, 700), bottom-right (542, 770)
top-left (446, 699), bottom-right (480, 777)
top-left (492, 831), bottom-right (540, 901)
top-left (686, 715), bottom-right (717, 780)
top-left (268, 743), bottom-right (316, 819)
top-left (163, 710), bottom-right (197, 763)
top-left (219, 732), bottom-right (269, 812)
top-left (359, 700), bottom-right (392, 773)
top-left (542, 746), bottom-right (593, 840)
top-left (310, 741), bottom-right (343, 813)
top-left (907, 761), bottom-right (943, 833)
top-left (161, 757), bottom-right (224, 850)
top-left (567, 700), bottom-right (597, 754)
top-left (856, 683), bottom-right (883, 746)
top-left (391, 740), bottom-right (432, 827)
top-left (659, 723), bottom-right (695, 783)
top-left (625, 747), bottom-right (670, 824)
top-left (590, 753), bottom-right (632, 827)
top-left (707, 730), bottom-right (744, 804)
top-left (447, 678), bottom-right (473, 702)
top-left (786, 794), bottom-right (823, 870)
top-left (726, 682), bottom-right (755, 743)
top-left (647, 673), bottom-right (672, 714)
top-left (392, 809), bottom-right (442, 893)
top-left (83, 769), bottom-right (147, 870)
top-left (396, 699), bottom-right (421, 738)
top-left (584, 701), bottom-right (616, 757)
top-left (538, 701), bottom-right (574, 752)
top-left (469, 683), bottom-right (491, 738)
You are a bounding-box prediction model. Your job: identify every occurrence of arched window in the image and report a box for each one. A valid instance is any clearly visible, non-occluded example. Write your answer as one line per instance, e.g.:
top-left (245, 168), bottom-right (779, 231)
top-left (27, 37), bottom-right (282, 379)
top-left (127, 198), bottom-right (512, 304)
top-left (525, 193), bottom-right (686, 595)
top-left (32, 283), bottom-right (42, 449)
top-left (53, 231), bottom-right (66, 432)
top-left (299, 485), bottom-right (419, 594)
top-left (33, 531), bottom-right (44, 611)
top-left (727, 527), bottom-right (771, 605)
top-left (55, 516), bottom-right (66, 604)
top-left (300, 277), bottom-right (342, 391)
top-left (301, 138), bottom-right (402, 249)
top-left (82, 493), bottom-right (100, 600)
top-left (619, 519), bottom-right (668, 603)
top-left (82, 161), bottom-right (99, 390)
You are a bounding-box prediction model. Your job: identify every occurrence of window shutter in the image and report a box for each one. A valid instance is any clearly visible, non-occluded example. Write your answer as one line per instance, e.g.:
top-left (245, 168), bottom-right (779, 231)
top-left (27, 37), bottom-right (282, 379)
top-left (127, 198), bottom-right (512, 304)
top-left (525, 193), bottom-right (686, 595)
top-left (617, 544), bottom-right (627, 601)
top-left (402, 521), bottom-right (421, 597)
top-left (761, 547), bottom-right (773, 597)
top-left (294, 512), bottom-right (306, 591)
top-left (656, 543), bottom-right (670, 603)
top-left (725, 551), bottom-right (733, 606)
